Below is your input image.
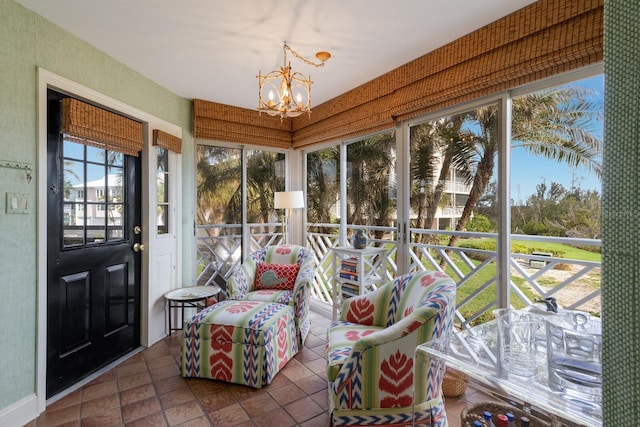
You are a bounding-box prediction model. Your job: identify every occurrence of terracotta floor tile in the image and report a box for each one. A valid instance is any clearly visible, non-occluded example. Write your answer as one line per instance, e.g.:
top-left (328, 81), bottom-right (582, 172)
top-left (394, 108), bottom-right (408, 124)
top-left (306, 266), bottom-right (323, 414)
top-left (295, 374), bottom-right (327, 395)
top-left (225, 382), bottom-right (263, 402)
top-left (116, 361), bottom-right (149, 378)
top-left (280, 358), bottom-right (315, 382)
top-left (121, 396), bottom-right (162, 424)
top-left (155, 375), bottom-right (189, 395)
top-left (283, 396), bottom-right (325, 424)
top-left (251, 407), bottom-right (297, 427)
top-left (120, 352), bottom-right (145, 365)
top-left (240, 393), bottom-right (280, 418)
top-left (304, 334), bottom-right (327, 348)
top-left (80, 393), bottom-right (120, 417)
top-left (117, 371), bottom-right (152, 392)
top-left (82, 381), bottom-right (118, 402)
top-left (119, 383), bottom-right (157, 406)
top-left (299, 411), bottom-right (331, 427)
top-left (45, 389), bottom-right (82, 412)
top-left (149, 364), bottom-right (181, 382)
top-left (208, 402), bottom-right (253, 426)
top-left (173, 415), bottom-right (212, 427)
top-left (124, 412), bottom-right (168, 427)
top-left (263, 370), bottom-right (292, 390)
top-left (146, 354), bottom-right (177, 371)
top-left (188, 379), bottom-right (227, 399)
top-left (308, 390), bottom-right (329, 411)
top-left (268, 383), bottom-right (304, 406)
top-left (197, 392), bottom-right (237, 414)
top-left (295, 347), bottom-right (322, 363)
top-left (164, 400), bottom-right (205, 426)
top-left (87, 370), bottom-right (117, 386)
top-left (80, 407), bottom-right (123, 427)
top-left (159, 386), bottom-right (195, 409)
top-left (304, 358), bottom-right (327, 376)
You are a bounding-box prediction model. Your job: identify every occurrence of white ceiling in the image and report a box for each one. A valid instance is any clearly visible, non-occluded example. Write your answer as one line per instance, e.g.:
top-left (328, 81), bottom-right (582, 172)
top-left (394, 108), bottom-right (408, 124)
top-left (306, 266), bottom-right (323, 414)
top-left (16, 0), bottom-right (536, 110)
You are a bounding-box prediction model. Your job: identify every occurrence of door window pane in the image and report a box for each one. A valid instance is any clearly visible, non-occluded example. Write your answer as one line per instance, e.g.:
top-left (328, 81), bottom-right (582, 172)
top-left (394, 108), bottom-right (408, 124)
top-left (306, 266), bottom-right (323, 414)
top-left (156, 147), bottom-right (169, 235)
top-left (62, 137), bottom-right (127, 248)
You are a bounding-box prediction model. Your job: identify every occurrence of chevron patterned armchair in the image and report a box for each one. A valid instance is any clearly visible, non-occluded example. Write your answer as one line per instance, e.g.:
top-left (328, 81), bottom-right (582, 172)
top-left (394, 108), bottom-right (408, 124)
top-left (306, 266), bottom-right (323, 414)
top-left (225, 244), bottom-right (316, 344)
top-left (326, 270), bottom-right (456, 427)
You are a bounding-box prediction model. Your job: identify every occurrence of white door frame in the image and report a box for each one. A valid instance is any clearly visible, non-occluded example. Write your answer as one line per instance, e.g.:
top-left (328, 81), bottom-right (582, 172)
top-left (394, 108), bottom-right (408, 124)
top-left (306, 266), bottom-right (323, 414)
top-left (35, 69), bottom-right (182, 414)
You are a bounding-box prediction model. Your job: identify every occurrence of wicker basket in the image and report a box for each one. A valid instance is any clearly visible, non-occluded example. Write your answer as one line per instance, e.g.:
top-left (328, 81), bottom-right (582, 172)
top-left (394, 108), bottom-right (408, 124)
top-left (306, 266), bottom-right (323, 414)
top-left (442, 369), bottom-right (468, 398)
top-left (461, 401), bottom-right (556, 427)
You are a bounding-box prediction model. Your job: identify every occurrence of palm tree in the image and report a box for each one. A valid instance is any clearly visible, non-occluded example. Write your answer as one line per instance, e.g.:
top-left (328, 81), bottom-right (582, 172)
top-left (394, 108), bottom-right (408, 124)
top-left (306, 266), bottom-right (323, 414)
top-left (196, 146), bottom-right (242, 228)
top-left (410, 116), bottom-right (475, 242)
top-left (245, 150), bottom-right (283, 225)
top-left (307, 146), bottom-right (340, 234)
top-left (445, 86), bottom-right (602, 250)
top-left (346, 131), bottom-right (396, 240)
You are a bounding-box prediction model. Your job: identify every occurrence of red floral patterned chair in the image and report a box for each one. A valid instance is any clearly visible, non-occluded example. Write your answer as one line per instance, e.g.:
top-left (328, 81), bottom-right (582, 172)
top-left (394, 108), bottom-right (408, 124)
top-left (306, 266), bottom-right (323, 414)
top-left (326, 270), bottom-right (456, 427)
top-left (225, 244), bottom-right (315, 344)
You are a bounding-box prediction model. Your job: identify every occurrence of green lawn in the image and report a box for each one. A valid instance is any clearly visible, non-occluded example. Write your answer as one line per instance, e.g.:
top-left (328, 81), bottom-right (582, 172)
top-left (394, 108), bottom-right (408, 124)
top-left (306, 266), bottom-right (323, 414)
top-left (434, 239), bottom-right (601, 323)
top-left (511, 239), bottom-right (601, 262)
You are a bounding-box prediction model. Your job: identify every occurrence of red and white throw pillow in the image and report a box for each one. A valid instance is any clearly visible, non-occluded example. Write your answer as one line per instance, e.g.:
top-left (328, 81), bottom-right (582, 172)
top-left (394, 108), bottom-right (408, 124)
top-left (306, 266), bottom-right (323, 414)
top-left (255, 262), bottom-right (300, 290)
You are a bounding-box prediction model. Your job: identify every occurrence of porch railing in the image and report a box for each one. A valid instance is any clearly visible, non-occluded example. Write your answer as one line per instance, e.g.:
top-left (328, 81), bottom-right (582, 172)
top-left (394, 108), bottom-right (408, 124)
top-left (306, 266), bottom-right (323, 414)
top-left (196, 223), bottom-right (601, 328)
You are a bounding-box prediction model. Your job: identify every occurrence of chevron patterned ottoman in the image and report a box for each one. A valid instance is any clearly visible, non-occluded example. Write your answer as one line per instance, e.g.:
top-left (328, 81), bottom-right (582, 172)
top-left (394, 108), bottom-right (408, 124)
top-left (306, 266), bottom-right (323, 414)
top-left (180, 300), bottom-right (298, 388)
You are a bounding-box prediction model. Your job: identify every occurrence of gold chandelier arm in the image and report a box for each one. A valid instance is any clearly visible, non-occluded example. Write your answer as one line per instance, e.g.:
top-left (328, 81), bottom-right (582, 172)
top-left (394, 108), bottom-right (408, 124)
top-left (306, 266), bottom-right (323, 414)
top-left (284, 42), bottom-right (328, 68)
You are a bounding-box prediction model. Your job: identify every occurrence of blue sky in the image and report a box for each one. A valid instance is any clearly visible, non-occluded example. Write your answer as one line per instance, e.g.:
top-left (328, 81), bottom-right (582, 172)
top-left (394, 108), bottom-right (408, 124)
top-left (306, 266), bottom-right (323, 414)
top-left (509, 74), bottom-right (603, 203)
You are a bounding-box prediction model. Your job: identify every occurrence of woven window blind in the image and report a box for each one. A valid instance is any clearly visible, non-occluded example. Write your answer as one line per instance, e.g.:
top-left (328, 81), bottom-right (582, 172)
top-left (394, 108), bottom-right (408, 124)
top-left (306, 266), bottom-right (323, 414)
top-left (193, 100), bottom-right (292, 149)
top-left (60, 98), bottom-right (144, 156)
top-left (153, 129), bottom-right (182, 153)
top-left (193, 0), bottom-right (603, 150)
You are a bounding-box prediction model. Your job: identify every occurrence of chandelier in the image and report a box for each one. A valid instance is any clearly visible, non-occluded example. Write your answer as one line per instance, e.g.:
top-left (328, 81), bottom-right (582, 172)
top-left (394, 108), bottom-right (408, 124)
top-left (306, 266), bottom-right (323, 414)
top-left (257, 42), bottom-right (330, 119)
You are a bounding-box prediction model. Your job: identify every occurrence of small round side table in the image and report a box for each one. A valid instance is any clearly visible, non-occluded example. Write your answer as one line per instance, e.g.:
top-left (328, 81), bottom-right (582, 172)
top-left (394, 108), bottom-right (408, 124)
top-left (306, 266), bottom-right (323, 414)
top-left (163, 285), bottom-right (221, 334)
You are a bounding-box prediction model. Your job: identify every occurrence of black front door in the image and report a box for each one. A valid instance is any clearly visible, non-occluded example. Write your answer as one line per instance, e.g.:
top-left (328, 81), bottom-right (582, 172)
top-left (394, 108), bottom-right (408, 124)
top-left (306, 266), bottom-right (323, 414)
top-left (46, 90), bottom-right (142, 397)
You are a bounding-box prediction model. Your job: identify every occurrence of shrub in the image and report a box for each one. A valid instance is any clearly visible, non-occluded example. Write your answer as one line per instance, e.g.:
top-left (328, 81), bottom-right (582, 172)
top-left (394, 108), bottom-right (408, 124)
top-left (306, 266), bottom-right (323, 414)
top-left (466, 214), bottom-right (492, 233)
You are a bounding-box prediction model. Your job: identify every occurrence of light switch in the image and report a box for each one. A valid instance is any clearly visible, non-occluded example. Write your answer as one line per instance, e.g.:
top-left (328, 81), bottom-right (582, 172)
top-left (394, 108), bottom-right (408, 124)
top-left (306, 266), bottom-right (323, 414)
top-left (6, 192), bottom-right (30, 214)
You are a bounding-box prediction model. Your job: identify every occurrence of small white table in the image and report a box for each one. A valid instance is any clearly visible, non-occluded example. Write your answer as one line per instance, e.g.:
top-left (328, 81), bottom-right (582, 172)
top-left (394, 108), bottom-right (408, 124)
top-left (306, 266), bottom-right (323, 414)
top-left (163, 285), bottom-right (221, 334)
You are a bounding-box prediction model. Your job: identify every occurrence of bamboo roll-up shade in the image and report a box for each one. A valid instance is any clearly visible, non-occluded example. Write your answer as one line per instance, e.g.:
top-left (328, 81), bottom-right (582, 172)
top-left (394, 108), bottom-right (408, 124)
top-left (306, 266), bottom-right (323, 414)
top-left (153, 129), bottom-right (182, 153)
top-left (289, 0), bottom-right (603, 148)
top-left (60, 98), bottom-right (144, 156)
top-left (193, 100), bottom-right (292, 149)
top-left (192, 0), bottom-right (602, 150)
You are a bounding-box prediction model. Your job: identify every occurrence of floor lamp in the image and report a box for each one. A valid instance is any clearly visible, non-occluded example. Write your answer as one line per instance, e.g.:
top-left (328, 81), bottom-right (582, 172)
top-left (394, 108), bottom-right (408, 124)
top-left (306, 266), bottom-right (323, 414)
top-left (274, 191), bottom-right (304, 244)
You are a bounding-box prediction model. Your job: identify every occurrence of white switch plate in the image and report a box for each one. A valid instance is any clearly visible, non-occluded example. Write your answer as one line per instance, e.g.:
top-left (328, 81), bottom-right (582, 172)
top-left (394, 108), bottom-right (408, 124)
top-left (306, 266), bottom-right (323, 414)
top-left (6, 192), bottom-right (29, 214)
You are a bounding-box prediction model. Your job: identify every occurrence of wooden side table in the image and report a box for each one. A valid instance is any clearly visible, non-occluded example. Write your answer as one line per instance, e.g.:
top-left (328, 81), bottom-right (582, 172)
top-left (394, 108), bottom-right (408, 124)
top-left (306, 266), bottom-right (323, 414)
top-left (163, 285), bottom-right (221, 334)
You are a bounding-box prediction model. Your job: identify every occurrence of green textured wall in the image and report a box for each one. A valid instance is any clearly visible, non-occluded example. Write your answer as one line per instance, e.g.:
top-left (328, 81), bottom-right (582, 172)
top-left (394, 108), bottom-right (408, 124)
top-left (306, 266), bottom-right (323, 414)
top-left (602, 0), bottom-right (640, 424)
top-left (0, 0), bottom-right (38, 409)
top-left (0, 0), bottom-right (194, 410)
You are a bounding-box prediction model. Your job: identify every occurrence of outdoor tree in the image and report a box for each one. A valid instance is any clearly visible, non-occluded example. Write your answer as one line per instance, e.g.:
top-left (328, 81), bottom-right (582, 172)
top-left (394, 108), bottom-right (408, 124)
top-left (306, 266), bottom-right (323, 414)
top-left (443, 86), bottom-right (602, 250)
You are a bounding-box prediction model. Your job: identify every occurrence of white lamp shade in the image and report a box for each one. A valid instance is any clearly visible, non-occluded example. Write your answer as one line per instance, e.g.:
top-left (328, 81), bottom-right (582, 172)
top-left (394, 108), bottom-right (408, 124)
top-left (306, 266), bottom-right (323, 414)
top-left (274, 191), bottom-right (304, 209)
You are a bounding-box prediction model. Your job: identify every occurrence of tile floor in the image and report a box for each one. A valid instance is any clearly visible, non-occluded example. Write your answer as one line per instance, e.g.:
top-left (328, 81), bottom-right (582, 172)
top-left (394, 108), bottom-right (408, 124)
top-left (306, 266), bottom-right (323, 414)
top-left (26, 310), bottom-right (489, 427)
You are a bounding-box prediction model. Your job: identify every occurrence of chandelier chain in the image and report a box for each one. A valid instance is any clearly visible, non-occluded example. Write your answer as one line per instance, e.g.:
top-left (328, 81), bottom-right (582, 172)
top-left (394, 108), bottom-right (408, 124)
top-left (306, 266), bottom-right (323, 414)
top-left (284, 43), bottom-right (326, 68)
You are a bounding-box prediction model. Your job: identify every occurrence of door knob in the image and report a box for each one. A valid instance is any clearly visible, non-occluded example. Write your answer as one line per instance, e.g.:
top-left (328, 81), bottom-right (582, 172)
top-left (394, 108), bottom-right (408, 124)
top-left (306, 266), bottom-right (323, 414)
top-left (133, 243), bottom-right (145, 252)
